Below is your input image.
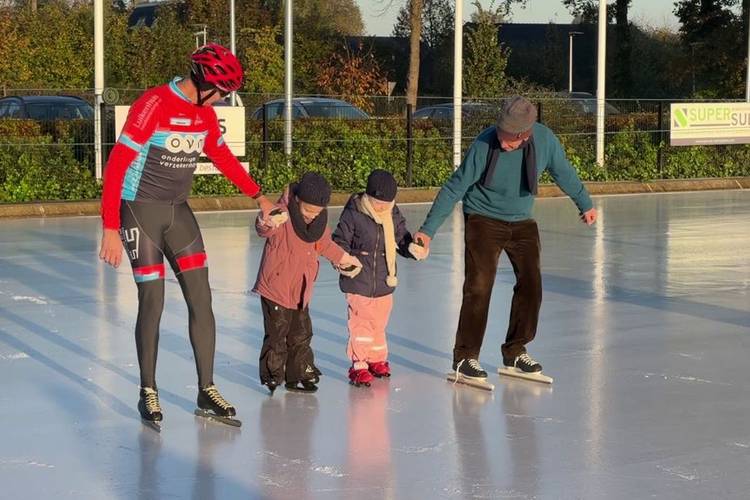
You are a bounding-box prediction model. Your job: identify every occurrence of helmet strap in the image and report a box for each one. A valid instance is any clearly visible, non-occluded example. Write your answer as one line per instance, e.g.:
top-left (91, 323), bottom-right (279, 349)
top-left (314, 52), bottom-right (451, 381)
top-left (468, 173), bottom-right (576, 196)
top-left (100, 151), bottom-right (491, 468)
top-left (198, 88), bottom-right (218, 107)
top-left (190, 71), bottom-right (217, 107)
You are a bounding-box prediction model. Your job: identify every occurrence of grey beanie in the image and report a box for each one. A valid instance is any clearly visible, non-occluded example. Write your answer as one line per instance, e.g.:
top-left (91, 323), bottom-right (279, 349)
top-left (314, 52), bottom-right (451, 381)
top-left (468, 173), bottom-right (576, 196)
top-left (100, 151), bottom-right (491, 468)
top-left (496, 95), bottom-right (538, 134)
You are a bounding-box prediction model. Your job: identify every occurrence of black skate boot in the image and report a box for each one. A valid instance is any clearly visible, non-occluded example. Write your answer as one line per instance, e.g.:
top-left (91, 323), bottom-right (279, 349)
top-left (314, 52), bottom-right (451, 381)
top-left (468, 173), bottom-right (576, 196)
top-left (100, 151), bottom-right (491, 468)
top-left (265, 379), bottom-right (280, 395)
top-left (195, 385), bottom-right (242, 427)
top-left (504, 353), bottom-right (543, 373)
top-left (285, 380), bottom-right (318, 393)
top-left (304, 364), bottom-right (321, 384)
top-left (448, 359), bottom-right (493, 391)
top-left (499, 352), bottom-right (553, 384)
top-left (138, 387), bottom-right (163, 432)
top-left (452, 359), bottom-right (488, 379)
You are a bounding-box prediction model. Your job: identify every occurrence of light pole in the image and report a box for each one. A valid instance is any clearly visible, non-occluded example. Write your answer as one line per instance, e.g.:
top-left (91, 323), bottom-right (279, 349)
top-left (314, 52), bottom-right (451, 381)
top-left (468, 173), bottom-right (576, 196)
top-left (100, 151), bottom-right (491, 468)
top-left (230, 0), bottom-right (237, 105)
top-left (94, 0), bottom-right (104, 179)
top-left (746, 6), bottom-right (750, 101)
top-left (595, 0), bottom-right (606, 167)
top-left (568, 31), bottom-right (583, 93)
top-left (453, 0), bottom-right (463, 169)
top-left (284, 0), bottom-right (293, 158)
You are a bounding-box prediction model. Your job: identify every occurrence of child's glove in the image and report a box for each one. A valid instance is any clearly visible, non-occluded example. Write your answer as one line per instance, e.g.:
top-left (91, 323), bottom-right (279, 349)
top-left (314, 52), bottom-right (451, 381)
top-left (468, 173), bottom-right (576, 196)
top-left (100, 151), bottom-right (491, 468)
top-left (408, 237), bottom-right (429, 261)
top-left (262, 208), bottom-right (289, 228)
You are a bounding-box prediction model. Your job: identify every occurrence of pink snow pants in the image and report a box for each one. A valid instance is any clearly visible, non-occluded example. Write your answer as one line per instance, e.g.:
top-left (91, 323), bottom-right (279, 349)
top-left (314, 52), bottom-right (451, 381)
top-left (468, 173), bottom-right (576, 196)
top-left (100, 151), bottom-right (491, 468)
top-left (346, 293), bottom-right (393, 369)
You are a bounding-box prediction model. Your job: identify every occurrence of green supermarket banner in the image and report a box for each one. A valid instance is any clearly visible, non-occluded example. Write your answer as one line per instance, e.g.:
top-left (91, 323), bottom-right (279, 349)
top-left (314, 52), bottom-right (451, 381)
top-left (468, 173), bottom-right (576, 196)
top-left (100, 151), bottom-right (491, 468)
top-left (671, 102), bottom-right (750, 146)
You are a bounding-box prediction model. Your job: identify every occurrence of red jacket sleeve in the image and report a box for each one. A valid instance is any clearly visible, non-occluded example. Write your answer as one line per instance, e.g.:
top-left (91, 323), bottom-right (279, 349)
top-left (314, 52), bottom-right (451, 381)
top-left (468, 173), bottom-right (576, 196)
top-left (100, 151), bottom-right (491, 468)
top-left (100, 92), bottom-right (161, 229)
top-left (202, 109), bottom-right (261, 199)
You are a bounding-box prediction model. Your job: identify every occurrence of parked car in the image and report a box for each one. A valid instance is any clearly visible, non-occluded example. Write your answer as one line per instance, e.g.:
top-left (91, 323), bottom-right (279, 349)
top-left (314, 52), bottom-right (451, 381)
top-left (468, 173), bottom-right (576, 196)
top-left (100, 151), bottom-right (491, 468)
top-left (0, 95), bottom-right (94, 121)
top-left (412, 102), bottom-right (498, 121)
top-left (127, 0), bottom-right (185, 29)
top-left (251, 98), bottom-right (370, 120)
top-left (563, 92), bottom-right (621, 115)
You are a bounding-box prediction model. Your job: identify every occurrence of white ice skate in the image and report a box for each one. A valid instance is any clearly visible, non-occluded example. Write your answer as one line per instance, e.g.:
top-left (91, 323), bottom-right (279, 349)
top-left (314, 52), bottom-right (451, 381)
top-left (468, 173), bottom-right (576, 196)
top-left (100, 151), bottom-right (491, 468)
top-left (447, 359), bottom-right (495, 391)
top-left (498, 353), bottom-right (553, 385)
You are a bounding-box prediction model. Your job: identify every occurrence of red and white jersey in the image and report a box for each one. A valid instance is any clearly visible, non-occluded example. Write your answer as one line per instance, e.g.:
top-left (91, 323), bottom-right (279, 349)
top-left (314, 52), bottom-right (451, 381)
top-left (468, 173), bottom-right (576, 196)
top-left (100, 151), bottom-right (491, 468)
top-left (101, 78), bottom-right (260, 229)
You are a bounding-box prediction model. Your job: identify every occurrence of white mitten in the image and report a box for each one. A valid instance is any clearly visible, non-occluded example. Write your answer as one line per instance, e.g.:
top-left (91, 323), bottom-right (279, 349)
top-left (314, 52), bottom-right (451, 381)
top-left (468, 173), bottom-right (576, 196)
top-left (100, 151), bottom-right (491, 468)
top-left (409, 239), bottom-right (429, 261)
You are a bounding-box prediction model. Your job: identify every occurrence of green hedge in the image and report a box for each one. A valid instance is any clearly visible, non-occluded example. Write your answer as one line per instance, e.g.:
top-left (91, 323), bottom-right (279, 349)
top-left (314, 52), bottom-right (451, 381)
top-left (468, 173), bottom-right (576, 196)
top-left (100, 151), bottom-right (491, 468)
top-left (194, 119), bottom-right (454, 196)
top-left (0, 120), bottom-right (99, 202)
top-left (1, 118), bottom-right (749, 203)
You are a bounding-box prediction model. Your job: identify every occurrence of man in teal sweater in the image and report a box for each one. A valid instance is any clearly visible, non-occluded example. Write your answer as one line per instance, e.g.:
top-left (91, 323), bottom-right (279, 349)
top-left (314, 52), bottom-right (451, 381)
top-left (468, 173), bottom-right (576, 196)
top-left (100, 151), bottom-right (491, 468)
top-left (413, 96), bottom-right (597, 383)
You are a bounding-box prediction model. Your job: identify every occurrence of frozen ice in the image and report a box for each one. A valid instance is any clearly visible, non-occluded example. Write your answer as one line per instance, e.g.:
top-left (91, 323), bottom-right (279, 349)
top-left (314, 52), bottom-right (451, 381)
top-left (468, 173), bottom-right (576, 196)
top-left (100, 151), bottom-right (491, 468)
top-left (0, 191), bottom-right (749, 499)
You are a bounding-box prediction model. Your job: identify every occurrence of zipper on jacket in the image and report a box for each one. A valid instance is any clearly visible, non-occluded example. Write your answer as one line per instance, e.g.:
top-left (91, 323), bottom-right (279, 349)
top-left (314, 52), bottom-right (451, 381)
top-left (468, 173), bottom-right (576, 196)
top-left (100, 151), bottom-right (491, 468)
top-left (372, 224), bottom-right (380, 297)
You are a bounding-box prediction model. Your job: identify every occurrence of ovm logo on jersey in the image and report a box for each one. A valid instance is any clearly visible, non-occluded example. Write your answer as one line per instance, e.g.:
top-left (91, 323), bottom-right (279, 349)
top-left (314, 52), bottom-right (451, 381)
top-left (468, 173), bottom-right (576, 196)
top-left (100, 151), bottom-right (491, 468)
top-left (165, 133), bottom-right (205, 154)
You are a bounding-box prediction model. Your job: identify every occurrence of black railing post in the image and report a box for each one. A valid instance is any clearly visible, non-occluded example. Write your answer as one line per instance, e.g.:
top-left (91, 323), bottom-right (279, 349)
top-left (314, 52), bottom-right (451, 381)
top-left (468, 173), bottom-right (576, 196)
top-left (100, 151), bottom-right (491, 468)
top-left (99, 101), bottom-right (107, 173)
top-left (406, 103), bottom-right (414, 187)
top-left (262, 103), bottom-right (269, 170)
top-left (657, 101), bottom-right (664, 177)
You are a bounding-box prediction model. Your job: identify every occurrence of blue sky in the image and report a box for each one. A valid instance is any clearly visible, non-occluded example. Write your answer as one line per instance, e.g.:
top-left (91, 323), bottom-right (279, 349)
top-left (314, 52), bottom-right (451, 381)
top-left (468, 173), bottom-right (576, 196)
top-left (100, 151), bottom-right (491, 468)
top-left (355, 0), bottom-right (680, 36)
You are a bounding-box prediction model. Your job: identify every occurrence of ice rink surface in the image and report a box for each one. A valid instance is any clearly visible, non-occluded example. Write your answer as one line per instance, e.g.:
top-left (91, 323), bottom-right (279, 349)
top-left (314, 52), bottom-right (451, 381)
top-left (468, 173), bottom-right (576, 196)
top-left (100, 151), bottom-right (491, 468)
top-left (1, 190), bottom-right (748, 499)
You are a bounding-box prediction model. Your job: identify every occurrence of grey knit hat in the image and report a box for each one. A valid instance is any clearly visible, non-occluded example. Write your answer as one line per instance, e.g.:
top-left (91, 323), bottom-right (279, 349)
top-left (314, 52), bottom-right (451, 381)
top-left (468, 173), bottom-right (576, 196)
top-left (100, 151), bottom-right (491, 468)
top-left (496, 95), bottom-right (538, 134)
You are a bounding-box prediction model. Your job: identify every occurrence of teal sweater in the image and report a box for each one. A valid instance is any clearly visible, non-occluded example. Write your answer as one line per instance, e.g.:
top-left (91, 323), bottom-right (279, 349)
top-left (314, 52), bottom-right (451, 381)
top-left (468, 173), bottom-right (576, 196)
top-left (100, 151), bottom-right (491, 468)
top-left (419, 124), bottom-right (593, 237)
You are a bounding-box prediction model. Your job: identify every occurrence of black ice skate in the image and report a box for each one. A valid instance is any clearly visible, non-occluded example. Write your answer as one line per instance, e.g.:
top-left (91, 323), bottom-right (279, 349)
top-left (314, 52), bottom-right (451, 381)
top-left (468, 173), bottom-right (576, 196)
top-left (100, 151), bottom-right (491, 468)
top-left (499, 353), bottom-right (553, 384)
top-left (265, 379), bottom-right (280, 395)
top-left (194, 385), bottom-right (242, 427)
top-left (285, 380), bottom-right (318, 393)
top-left (138, 387), bottom-right (163, 432)
top-left (446, 359), bottom-right (494, 391)
top-left (305, 364), bottom-right (321, 384)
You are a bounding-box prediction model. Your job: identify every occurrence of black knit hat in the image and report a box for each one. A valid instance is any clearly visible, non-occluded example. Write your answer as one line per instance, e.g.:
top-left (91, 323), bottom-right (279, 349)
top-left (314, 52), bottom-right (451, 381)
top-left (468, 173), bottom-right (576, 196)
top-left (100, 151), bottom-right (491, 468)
top-left (295, 172), bottom-right (331, 207)
top-left (366, 169), bottom-right (398, 202)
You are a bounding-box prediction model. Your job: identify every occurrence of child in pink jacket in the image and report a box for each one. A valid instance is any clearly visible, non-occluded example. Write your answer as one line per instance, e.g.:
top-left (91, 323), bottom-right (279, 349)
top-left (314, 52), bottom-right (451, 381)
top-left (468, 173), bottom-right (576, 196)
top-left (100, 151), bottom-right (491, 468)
top-left (253, 172), bottom-right (361, 394)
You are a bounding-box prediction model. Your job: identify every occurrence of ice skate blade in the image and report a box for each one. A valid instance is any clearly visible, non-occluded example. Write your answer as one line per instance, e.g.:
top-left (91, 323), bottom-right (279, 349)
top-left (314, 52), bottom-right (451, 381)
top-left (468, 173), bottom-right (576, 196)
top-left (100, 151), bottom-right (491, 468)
top-left (141, 419), bottom-right (161, 433)
top-left (498, 367), bottom-right (553, 384)
top-left (265, 383), bottom-right (279, 395)
top-left (446, 373), bottom-right (495, 391)
top-left (194, 409), bottom-right (242, 427)
top-left (285, 385), bottom-right (318, 394)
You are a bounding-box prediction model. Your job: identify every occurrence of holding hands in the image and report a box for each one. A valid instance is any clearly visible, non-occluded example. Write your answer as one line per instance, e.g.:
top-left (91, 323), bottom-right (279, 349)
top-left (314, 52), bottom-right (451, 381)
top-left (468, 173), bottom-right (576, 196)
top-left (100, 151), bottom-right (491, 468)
top-left (259, 207), bottom-right (289, 228)
top-left (337, 253), bottom-right (363, 278)
top-left (256, 195), bottom-right (289, 228)
top-left (409, 232), bottom-right (431, 261)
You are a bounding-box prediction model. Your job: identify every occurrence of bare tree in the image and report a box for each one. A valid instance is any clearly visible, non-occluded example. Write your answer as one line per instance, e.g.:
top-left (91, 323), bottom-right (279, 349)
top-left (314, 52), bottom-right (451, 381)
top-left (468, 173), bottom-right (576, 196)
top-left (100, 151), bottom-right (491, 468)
top-left (407, 0), bottom-right (423, 107)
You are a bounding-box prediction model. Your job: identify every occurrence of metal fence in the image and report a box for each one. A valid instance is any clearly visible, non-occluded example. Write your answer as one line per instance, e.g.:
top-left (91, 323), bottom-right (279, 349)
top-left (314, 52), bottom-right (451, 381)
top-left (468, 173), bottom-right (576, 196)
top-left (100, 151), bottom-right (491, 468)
top-left (1, 89), bottom-right (748, 187)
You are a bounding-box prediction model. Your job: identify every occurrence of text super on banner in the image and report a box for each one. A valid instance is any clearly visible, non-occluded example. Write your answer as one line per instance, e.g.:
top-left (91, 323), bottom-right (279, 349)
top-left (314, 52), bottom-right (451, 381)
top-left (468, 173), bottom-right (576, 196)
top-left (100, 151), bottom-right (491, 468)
top-left (671, 102), bottom-right (750, 146)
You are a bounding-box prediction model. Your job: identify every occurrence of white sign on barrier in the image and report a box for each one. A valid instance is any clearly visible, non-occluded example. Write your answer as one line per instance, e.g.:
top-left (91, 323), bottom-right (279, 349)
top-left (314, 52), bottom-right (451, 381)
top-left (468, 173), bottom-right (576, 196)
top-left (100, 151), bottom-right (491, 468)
top-left (114, 105), bottom-right (246, 163)
top-left (195, 162), bottom-right (249, 175)
top-left (671, 102), bottom-right (750, 146)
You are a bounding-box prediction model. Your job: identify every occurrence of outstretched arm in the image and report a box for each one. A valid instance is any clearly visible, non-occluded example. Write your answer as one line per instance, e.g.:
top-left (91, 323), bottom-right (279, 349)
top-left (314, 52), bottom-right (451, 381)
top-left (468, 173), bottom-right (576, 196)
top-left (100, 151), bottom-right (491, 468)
top-left (546, 132), bottom-right (595, 224)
